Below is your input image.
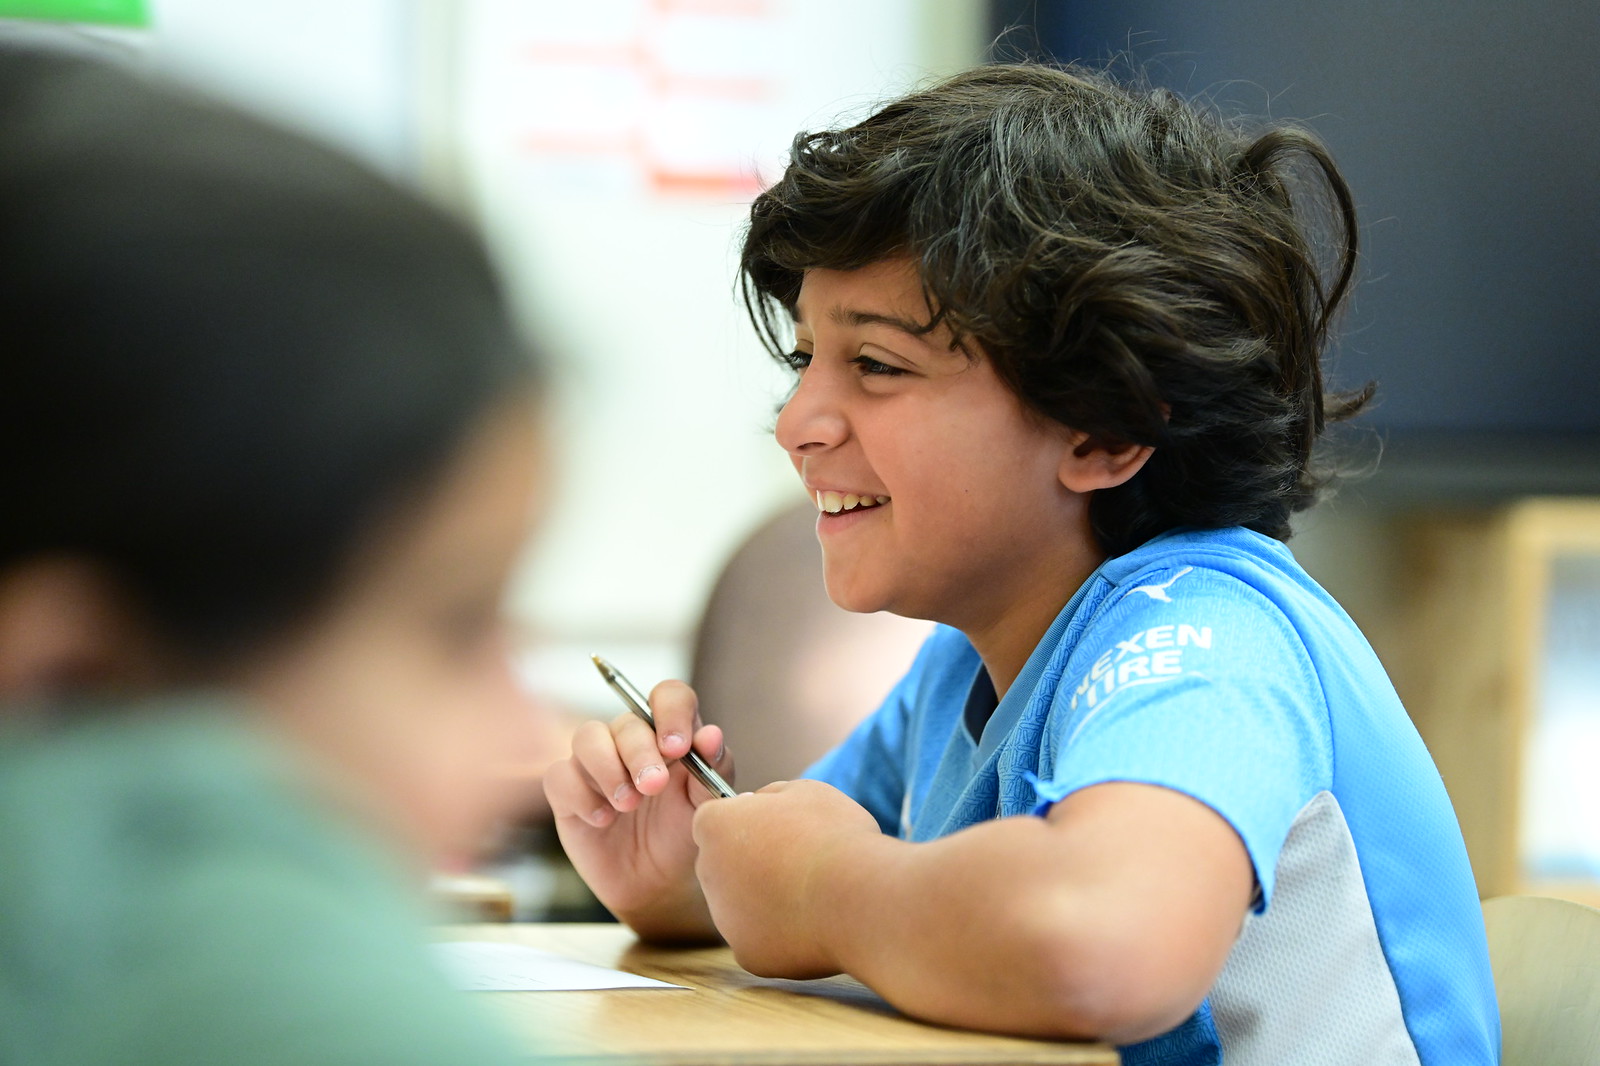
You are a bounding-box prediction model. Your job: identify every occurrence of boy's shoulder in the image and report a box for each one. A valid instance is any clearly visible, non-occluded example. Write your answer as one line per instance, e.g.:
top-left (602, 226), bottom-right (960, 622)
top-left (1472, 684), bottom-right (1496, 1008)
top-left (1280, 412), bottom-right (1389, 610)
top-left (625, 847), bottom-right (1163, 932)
top-left (1042, 527), bottom-right (1364, 726)
top-left (895, 526), bottom-right (1355, 731)
top-left (1096, 526), bottom-right (1300, 590)
top-left (1083, 526), bottom-right (1342, 640)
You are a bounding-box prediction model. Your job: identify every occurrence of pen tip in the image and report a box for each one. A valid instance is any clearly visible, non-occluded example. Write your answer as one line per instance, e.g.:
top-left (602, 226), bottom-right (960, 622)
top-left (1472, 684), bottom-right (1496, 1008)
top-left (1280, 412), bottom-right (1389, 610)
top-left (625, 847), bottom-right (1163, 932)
top-left (590, 654), bottom-right (614, 681)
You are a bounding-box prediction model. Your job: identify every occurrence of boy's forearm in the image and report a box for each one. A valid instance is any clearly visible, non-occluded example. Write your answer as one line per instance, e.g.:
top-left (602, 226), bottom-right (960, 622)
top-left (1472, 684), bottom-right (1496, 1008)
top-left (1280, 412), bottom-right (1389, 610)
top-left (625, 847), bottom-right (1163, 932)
top-left (807, 820), bottom-right (1107, 1037)
top-left (805, 817), bottom-right (1197, 1044)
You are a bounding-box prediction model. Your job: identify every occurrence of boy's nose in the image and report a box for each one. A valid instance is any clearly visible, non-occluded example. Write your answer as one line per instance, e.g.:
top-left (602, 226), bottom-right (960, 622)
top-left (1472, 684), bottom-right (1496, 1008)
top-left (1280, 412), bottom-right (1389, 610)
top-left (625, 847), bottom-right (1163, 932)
top-left (774, 369), bottom-right (848, 455)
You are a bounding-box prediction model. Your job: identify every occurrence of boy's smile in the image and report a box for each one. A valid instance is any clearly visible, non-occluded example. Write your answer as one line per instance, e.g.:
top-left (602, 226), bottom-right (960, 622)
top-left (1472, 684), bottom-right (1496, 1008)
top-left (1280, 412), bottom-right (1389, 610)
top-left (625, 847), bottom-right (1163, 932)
top-left (812, 489), bottom-right (889, 535)
top-left (777, 258), bottom-right (1119, 691)
top-left (814, 489), bottom-right (890, 515)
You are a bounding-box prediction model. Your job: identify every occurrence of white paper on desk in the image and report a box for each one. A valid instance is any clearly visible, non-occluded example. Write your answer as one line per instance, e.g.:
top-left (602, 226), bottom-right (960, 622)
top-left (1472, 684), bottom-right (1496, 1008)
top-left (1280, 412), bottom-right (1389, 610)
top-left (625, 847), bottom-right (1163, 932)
top-left (434, 941), bottom-right (686, 992)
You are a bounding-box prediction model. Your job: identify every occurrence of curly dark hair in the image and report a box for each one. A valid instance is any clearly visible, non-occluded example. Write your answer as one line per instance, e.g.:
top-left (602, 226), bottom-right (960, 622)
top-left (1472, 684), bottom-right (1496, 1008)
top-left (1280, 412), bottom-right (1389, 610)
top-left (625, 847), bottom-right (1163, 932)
top-left (741, 63), bottom-right (1371, 557)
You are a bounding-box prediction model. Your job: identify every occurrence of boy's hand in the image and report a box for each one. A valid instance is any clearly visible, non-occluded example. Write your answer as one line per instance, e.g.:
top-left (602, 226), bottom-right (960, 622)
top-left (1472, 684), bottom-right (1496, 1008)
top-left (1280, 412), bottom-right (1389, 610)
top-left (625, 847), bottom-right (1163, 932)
top-left (542, 680), bottom-right (731, 940)
top-left (691, 779), bottom-right (881, 978)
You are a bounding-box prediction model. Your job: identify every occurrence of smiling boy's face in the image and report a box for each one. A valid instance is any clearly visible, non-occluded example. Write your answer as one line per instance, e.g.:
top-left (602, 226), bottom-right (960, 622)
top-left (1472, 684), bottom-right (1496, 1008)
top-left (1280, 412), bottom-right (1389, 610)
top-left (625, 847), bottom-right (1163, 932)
top-left (777, 258), bottom-right (1109, 639)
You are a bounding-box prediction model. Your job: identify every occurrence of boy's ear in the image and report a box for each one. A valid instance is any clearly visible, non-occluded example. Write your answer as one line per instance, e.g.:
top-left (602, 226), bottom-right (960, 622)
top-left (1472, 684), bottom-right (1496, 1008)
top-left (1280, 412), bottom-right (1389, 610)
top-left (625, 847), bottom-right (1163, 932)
top-left (1057, 433), bottom-right (1155, 493)
top-left (0, 558), bottom-right (161, 701)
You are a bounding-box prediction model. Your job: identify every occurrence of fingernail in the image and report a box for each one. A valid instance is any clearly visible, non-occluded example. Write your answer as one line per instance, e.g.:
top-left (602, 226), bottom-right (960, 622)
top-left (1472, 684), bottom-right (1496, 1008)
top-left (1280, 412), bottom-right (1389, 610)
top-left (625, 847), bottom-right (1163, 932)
top-left (612, 783), bottom-right (633, 804)
top-left (636, 764), bottom-right (665, 787)
top-left (663, 732), bottom-right (686, 750)
top-left (590, 806), bottom-right (612, 825)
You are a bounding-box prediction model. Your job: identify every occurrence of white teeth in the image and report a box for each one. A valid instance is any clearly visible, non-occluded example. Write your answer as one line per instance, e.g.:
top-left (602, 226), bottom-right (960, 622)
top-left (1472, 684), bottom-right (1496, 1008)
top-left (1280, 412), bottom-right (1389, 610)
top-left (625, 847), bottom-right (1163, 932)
top-left (814, 490), bottom-right (890, 515)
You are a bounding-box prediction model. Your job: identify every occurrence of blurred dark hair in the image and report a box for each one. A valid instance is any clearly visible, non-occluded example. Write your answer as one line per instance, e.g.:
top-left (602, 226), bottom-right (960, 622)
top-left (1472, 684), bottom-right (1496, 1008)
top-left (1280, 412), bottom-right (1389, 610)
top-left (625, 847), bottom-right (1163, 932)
top-left (0, 48), bottom-right (538, 661)
top-left (742, 63), bottom-right (1371, 557)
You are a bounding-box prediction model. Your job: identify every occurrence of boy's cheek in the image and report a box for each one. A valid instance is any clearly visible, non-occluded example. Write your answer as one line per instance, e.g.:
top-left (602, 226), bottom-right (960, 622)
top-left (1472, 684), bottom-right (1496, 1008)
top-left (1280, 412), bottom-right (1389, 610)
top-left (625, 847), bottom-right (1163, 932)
top-left (247, 619), bottom-right (544, 863)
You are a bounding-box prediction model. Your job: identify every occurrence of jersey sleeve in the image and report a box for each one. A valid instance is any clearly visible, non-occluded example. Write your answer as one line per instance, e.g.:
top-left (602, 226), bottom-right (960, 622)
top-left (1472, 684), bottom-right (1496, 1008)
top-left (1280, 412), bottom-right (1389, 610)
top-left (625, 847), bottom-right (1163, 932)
top-left (1031, 567), bottom-right (1334, 910)
top-left (804, 626), bottom-right (969, 837)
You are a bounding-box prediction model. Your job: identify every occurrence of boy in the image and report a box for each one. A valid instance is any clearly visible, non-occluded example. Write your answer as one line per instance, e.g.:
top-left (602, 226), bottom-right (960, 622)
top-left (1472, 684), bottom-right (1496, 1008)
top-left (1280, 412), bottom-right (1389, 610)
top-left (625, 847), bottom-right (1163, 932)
top-left (545, 65), bottom-right (1499, 1064)
top-left (0, 47), bottom-right (550, 1064)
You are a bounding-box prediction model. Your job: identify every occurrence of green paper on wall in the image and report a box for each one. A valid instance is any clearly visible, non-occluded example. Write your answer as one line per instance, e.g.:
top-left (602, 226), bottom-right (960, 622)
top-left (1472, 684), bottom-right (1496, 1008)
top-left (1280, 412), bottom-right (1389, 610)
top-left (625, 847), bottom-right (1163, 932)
top-left (0, 0), bottom-right (150, 27)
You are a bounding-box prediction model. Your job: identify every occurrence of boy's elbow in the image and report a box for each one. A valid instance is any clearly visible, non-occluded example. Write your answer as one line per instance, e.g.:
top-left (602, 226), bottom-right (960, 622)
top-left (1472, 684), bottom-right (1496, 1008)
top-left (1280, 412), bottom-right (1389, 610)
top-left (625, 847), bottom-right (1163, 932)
top-left (1045, 966), bottom-right (1210, 1046)
top-left (1021, 909), bottom-right (1217, 1044)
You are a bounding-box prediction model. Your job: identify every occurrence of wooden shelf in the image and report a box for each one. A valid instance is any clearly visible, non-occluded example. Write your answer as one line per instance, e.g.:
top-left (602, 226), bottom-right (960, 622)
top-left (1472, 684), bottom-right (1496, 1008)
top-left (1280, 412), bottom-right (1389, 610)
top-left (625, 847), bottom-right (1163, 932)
top-left (1392, 499), bottom-right (1600, 900)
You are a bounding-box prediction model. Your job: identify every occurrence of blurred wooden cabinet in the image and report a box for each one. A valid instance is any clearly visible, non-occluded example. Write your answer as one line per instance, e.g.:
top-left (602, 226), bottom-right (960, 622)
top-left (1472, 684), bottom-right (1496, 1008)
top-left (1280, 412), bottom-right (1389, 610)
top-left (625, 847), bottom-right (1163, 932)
top-left (1392, 499), bottom-right (1600, 903)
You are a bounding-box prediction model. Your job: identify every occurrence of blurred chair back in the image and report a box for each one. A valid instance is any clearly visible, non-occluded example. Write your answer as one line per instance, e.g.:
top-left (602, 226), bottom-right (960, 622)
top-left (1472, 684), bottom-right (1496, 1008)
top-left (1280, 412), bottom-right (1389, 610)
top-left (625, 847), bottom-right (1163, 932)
top-left (1481, 894), bottom-right (1600, 1066)
top-left (690, 501), bottom-right (932, 789)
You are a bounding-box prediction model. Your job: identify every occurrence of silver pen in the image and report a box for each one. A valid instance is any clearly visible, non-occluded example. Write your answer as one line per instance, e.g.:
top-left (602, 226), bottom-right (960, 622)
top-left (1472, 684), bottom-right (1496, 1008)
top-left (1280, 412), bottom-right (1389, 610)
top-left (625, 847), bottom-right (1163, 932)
top-left (590, 654), bottom-right (736, 800)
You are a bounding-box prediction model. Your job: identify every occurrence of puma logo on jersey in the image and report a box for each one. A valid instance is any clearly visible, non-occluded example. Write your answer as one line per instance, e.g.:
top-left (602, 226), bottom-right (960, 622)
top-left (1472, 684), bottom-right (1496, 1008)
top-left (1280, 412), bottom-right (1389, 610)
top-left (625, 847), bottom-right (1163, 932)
top-left (1124, 566), bottom-right (1194, 602)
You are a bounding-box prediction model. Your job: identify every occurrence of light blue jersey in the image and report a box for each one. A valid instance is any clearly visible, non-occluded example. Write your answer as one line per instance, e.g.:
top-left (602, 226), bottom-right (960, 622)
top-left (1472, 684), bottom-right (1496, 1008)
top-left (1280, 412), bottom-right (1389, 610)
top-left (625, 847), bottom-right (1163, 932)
top-left (807, 527), bottom-right (1498, 1065)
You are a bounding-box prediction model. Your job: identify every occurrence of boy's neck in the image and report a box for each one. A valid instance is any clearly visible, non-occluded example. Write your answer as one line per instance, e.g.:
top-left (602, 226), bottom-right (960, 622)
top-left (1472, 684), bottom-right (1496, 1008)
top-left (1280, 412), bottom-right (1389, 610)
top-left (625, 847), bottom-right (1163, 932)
top-left (964, 545), bottom-right (1106, 700)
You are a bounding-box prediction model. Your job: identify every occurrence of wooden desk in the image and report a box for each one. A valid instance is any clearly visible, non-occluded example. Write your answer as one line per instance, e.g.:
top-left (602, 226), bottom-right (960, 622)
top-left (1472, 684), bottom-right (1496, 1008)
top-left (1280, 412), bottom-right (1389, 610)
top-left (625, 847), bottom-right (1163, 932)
top-left (439, 923), bottom-right (1118, 1065)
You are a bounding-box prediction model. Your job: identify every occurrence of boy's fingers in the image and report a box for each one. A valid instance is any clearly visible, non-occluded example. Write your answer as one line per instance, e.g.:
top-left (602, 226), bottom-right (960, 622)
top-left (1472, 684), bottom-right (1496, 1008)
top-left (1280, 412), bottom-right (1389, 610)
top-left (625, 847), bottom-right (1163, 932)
top-left (648, 680), bottom-right (701, 759)
top-left (692, 723), bottom-right (731, 770)
top-left (542, 756), bottom-right (615, 828)
top-left (572, 718), bottom-right (640, 811)
top-left (609, 711), bottom-right (671, 796)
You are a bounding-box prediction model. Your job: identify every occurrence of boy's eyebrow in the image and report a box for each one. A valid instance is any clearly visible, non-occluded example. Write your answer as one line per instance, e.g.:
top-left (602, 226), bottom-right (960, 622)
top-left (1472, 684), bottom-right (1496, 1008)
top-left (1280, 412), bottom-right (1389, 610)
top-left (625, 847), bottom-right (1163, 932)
top-left (828, 306), bottom-right (935, 337)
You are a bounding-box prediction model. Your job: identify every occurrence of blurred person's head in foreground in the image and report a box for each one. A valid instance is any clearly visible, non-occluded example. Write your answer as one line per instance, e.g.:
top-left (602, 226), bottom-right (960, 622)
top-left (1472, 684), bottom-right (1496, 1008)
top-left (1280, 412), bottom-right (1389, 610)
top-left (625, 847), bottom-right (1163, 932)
top-left (0, 44), bottom-right (547, 868)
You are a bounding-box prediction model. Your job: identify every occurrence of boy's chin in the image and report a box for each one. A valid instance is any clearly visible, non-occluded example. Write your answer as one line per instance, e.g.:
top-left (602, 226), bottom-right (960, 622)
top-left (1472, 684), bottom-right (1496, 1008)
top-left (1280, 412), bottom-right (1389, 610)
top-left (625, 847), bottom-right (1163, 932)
top-left (822, 577), bottom-right (930, 623)
top-left (821, 576), bottom-right (890, 616)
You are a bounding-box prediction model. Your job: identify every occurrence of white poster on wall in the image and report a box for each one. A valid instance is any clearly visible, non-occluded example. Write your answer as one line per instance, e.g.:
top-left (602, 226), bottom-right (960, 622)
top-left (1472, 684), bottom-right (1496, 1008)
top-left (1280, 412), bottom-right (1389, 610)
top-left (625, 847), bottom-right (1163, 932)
top-left (456, 0), bottom-right (970, 708)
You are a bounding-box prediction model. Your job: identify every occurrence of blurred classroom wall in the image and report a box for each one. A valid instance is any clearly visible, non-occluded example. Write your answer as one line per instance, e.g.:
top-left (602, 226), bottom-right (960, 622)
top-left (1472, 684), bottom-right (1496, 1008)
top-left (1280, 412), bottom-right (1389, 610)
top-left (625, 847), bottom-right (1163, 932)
top-left (16, 0), bottom-right (985, 713)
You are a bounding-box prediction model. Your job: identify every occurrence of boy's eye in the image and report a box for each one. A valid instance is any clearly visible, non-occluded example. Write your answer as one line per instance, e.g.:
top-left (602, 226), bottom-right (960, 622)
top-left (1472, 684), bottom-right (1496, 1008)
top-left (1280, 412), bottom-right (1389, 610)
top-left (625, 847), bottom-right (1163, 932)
top-left (850, 354), bottom-right (905, 377)
top-left (782, 349), bottom-right (812, 371)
